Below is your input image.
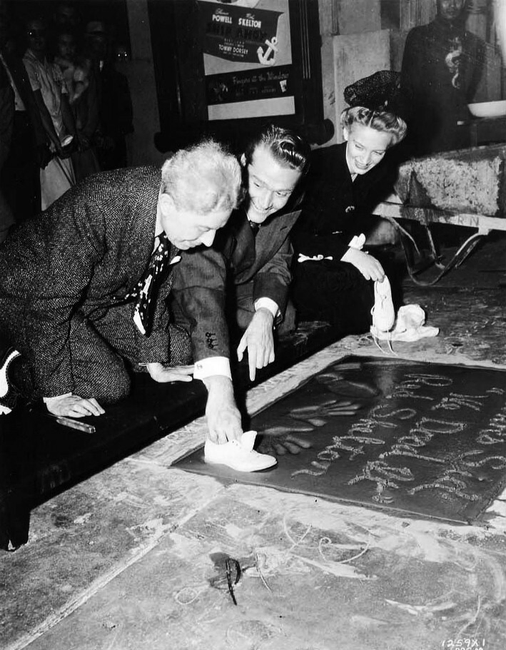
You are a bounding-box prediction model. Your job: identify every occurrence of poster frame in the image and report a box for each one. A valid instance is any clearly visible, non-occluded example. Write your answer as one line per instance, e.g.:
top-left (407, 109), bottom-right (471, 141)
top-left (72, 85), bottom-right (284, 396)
top-left (149, 0), bottom-right (331, 150)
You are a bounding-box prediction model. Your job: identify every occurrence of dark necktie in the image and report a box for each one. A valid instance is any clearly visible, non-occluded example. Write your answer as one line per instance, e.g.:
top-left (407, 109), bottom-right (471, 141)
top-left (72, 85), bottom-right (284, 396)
top-left (125, 233), bottom-right (178, 336)
top-left (249, 220), bottom-right (260, 236)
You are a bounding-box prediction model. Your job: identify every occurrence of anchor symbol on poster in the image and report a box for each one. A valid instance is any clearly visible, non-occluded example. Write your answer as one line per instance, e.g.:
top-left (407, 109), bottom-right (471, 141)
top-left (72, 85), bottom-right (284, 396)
top-left (257, 36), bottom-right (278, 66)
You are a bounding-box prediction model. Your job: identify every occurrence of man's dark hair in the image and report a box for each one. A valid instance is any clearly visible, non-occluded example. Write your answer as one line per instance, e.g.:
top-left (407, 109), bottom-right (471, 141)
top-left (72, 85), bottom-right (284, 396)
top-left (243, 124), bottom-right (311, 177)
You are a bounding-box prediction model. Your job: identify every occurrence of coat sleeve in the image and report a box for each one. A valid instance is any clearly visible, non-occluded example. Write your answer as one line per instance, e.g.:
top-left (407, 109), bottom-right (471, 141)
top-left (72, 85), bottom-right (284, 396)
top-left (252, 233), bottom-right (293, 316)
top-left (171, 246), bottom-right (230, 362)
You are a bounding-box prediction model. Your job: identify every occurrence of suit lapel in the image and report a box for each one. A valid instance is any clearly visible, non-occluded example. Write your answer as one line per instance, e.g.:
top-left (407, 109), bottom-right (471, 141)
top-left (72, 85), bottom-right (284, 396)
top-left (123, 169), bottom-right (161, 290)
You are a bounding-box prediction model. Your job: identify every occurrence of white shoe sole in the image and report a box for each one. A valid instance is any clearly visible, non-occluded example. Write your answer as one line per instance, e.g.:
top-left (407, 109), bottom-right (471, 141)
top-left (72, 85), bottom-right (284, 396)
top-left (204, 434), bottom-right (277, 472)
top-left (0, 348), bottom-right (20, 415)
top-left (204, 454), bottom-right (277, 472)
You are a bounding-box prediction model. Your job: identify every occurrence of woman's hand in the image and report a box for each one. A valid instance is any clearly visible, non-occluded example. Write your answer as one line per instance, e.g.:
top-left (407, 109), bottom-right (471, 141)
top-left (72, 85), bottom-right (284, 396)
top-left (341, 248), bottom-right (385, 282)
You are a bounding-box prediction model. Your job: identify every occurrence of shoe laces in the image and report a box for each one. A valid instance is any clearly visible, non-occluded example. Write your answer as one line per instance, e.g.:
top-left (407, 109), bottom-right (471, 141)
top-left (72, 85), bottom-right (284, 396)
top-left (371, 331), bottom-right (397, 356)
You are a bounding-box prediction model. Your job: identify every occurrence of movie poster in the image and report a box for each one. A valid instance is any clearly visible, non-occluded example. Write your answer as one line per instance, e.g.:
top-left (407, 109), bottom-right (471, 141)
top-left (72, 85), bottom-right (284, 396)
top-left (198, 0), bottom-right (294, 120)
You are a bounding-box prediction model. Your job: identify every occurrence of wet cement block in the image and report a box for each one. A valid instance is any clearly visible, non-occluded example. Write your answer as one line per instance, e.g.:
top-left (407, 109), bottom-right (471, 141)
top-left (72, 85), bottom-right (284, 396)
top-left (395, 144), bottom-right (506, 217)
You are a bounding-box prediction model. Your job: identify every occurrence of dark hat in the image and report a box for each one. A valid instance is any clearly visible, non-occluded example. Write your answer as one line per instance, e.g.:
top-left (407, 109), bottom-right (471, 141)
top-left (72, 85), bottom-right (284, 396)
top-left (344, 70), bottom-right (401, 111)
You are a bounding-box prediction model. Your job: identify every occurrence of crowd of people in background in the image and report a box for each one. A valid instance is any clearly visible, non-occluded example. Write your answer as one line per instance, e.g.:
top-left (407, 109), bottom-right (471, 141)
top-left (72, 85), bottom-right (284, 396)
top-left (0, 1), bottom-right (133, 242)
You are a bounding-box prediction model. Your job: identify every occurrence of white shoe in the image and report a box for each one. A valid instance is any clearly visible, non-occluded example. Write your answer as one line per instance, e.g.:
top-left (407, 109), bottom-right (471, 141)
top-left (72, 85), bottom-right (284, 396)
top-left (371, 324), bottom-right (439, 342)
top-left (371, 276), bottom-right (395, 332)
top-left (204, 430), bottom-right (277, 472)
top-left (0, 348), bottom-right (20, 415)
top-left (394, 304), bottom-right (425, 332)
top-left (370, 305), bottom-right (439, 343)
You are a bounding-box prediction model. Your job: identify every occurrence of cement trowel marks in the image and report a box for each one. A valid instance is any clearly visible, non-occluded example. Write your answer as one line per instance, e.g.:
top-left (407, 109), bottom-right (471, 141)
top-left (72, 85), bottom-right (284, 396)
top-left (176, 357), bottom-right (506, 524)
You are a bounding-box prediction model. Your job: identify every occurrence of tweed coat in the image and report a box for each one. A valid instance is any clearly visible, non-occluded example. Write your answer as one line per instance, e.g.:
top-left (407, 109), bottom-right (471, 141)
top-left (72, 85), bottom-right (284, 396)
top-left (0, 166), bottom-right (227, 397)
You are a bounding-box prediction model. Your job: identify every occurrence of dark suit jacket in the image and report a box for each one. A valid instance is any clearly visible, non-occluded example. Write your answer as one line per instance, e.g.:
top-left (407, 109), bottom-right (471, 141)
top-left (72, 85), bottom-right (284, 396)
top-left (223, 206), bottom-right (300, 314)
top-left (172, 201), bottom-right (301, 359)
top-left (291, 143), bottom-right (395, 263)
top-left (399, 16), bottom-right (485, 154)
top-left (0, 166), bottom-right (227, 395)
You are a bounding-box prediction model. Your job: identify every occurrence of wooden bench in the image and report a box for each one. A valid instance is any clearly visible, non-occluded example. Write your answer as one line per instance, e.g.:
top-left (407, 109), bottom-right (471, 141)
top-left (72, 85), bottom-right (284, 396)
top-left (0, 320), bottom-right (339, 551)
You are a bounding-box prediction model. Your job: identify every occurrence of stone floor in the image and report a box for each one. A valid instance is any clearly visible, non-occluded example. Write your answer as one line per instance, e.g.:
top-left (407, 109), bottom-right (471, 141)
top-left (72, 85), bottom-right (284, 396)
top-left (1, 230), bottom-right (506, 650)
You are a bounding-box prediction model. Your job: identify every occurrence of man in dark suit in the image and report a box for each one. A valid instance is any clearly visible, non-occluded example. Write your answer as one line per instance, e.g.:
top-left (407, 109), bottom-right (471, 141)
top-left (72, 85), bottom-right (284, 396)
top-left (399, 0), bottom-right (485, 155)
top-left (0, 139), bottom-right (245, 443)
top-left (173, 124), bottom-right (311, 383)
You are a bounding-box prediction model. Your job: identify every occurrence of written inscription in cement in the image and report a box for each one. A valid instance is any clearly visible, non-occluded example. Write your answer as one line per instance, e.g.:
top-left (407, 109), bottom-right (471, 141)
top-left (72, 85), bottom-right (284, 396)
top-left (290, 367), bottom-right (506, 504)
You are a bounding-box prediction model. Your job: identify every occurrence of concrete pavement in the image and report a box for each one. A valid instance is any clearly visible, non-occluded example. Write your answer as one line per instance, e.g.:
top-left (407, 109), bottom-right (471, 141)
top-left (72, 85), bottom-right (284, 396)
top-left (2, 234), bottom-right (506, 650)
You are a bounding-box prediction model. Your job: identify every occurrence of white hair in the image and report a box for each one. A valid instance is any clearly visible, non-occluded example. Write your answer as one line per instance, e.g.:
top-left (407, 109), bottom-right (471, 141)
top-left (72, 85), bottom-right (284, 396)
top-left (161, 139), bottom-right (242, 214)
